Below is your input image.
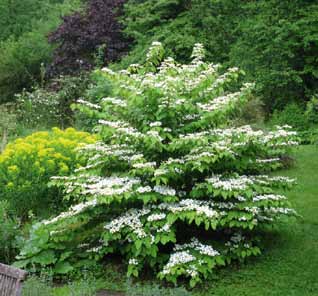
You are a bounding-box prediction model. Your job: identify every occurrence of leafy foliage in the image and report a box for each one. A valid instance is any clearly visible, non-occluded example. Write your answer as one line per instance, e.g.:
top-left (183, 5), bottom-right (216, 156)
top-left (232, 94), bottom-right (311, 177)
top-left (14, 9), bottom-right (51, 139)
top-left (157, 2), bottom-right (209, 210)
top-left (48, 0), bottom-right (130, 75)
top-left (229, 1), bottom-right (318, 110)
top-left (16, 43), bottom-right (298, 286)
top-left (15, 74), bottom-right (91, 129)
top-left (0, 200), bottom-right (21, 264)
top-left (0, 0), bottom-right (82, 103)
top-left (122, 0), bottom-right (318, 110)
top-left (270, 96), bottom-right (318, 144)
top-left (0, 128), bottom-right (96, 218)
top-left (0, 0), bottom-right (67, 42)
top-left (270, 103), bottom-right (309, 131)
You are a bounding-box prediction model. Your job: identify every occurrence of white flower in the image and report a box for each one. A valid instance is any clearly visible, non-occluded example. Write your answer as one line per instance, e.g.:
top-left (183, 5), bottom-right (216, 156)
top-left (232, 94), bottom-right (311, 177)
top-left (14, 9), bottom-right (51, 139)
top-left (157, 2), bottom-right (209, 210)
top-left (206, 175), bottom-right (254, 191)
top-left (129, 258), bottom-right (139, 265)
top-left (77, 99), bottom-right (101, 109)
top-left (154, 185), bottom-right (176, 196)
top-left (42, 198), bottom-right (98, 225)
top-left (133, 162), bottom-right (156, 169)
top-left (102, 97), bottom-right (127, 107)
top-left (149, 121), bottom-right (162, 127)
top-left (253, 194), bottom-right (286, 202)
top-left (162, 251), bottom-right (196, 275)
top-left (136, 186), bottom-right (152, 194)
top-left (174, 238), bottom-right (220, 257)
top-left (147, 213), bottom-right (166, 222)
top-left (146, 130), bottom-right (163, 141)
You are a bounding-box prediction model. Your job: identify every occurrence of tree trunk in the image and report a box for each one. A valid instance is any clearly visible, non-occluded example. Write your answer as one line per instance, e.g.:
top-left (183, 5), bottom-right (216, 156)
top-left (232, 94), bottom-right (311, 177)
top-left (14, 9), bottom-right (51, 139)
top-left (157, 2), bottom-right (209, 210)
top-left (1, 128), bottom-right (8, 152)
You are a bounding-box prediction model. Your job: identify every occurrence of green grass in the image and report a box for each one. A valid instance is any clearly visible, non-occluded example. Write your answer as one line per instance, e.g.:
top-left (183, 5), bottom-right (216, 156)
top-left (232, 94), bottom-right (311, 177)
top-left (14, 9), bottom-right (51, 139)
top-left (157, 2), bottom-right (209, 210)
top-left (46, 145), bottom-right (318, 296)
top-left (193, 145), bottom-right (318, 296)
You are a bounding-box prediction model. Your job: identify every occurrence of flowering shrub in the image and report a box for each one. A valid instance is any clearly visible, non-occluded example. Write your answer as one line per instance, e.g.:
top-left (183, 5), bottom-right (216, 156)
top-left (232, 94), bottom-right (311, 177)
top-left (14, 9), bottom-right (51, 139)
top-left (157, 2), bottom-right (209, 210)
top-left (16, 43), bottom-right (298, 286)
top-left (15, 74), bottom-right (91, 129)
top-left (0, 128), bottom-right (96, 218)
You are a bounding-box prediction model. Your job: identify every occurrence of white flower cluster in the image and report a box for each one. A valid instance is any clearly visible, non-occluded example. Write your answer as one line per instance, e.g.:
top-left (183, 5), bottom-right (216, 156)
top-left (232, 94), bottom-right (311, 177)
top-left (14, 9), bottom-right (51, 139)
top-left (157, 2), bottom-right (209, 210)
top-left (129, 258), bottom-right (139, 265)
top-left (149, 121), bottom-right (162, 127)
top-left (264, 126), bottom-right (298, 141)
top-left (154, 168), bottom-right (168, 176)
top-left (185, 265), bottom-right (199, 277)
top-left (253, 194), bottom-right (286, 202)
top-left (98, 119), bottom-right (130, 129)
top-left (256, 158), bottom-right (280, 163)
top-left (206, 175), bottom-right (254, 191)
top-left (205, 174), bottom-right (296, 192)
top-left (74, 161), bottom-right (104, 173)
top-left (147, 213), bottom-right (166, 222)
top-left (225, 233), bottom-right (250, 250)
top-left (104, 208), bottom-right (150, 238)
top-left (136, 186), bottom-right (152, 194)
top-left (264, 207), bottom-right (297, 215)
top-left (174, 238), bottom-right (220, 257)
top-left (191, 43), bottom-right (205, 61)
top-left (146, 130), bottom-right (163, 141)
top-left (81, 176), bottom-right (140, 196)
top-left (176, 125), bottom-right (298, 151)
top-left (102, 97), bottom-right (127, 107)
top-left (133, 162), bottom-right (156, 169)
top-left (77, 99), bottom-right (101, 110)
top-left (79, 142), bottom-right (138, 164)
top-left (161, 251), bottom-right (196, 275)
top-left (157, 223), bottom-right (171, 233)
top-left (43, 198), bottom-right (98, 226)
top-left (154, 185), bottom-right (176, 196)
top-left (197, 91), bottom-right (242, 112)
top-left (159, 199), bottom-right (219, 219)
top-left (262, 176), bottom-right (296, 184)
top-left (86, 245), bottom-right (103, 253)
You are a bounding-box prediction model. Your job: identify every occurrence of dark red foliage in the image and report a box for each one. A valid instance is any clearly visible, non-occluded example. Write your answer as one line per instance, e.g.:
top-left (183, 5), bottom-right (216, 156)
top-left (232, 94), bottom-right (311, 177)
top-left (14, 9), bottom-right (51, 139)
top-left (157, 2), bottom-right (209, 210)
top-left (48, 0), bottom-right (130, 75)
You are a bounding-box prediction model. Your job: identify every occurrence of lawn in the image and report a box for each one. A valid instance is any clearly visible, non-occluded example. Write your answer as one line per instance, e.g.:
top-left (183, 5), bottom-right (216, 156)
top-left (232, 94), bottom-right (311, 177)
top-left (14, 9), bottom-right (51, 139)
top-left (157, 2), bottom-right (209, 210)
top-left (38, 145), bottom-right (318, 296)
top-left (193, 145), bottom-right (318, 296)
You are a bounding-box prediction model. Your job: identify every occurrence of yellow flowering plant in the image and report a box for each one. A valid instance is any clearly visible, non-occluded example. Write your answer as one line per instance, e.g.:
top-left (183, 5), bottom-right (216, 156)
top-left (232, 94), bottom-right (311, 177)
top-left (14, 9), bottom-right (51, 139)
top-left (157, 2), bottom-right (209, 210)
top-left (0, 127), bottom-right (96, 219)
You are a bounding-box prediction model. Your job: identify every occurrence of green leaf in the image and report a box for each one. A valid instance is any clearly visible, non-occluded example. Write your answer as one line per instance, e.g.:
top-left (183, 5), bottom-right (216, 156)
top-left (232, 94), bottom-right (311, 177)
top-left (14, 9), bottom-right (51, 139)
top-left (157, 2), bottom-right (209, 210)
top-left (32, 250), bottom-right (57, 266)
top-left (54, 261), bottom-right (74, 274)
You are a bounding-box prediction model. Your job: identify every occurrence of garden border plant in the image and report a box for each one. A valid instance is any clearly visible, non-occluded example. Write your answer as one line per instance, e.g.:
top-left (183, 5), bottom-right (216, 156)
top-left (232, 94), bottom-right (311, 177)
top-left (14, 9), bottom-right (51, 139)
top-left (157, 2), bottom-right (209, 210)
top-left (0, 127), bottom-right (96, 219)
top-left (16, 43), bottom-right (298, 287)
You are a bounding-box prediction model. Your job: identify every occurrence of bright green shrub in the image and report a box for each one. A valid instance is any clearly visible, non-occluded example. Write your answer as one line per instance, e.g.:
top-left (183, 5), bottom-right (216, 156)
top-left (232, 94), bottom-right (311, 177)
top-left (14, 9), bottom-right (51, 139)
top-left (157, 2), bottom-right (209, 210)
top-left (305, 96), bottom-right (318, 125)
top-left (270, 100), bottom-right (318, 144)
top-left (270, 103), bottom-right (309, 131)
top-left (0, 128), bottom-right (96, 218)
top-left (17, 43), bottom-right (298, 286)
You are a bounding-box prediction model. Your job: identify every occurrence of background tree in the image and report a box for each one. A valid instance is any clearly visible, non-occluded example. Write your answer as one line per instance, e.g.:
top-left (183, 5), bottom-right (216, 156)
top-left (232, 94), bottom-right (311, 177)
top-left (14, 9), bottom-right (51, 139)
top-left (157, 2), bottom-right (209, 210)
top-left (0, 0), bottom-right (82, 103)
top-left (48, 0), bottom-right (131, 75)
top-left (122, 0), bottom-right (318, 111)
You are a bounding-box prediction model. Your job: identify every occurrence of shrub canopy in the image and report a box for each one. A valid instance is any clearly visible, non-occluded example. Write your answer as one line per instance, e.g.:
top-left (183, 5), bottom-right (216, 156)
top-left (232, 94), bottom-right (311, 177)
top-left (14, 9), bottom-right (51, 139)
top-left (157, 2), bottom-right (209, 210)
top-left (17, 43), bottom-right (298, 286)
